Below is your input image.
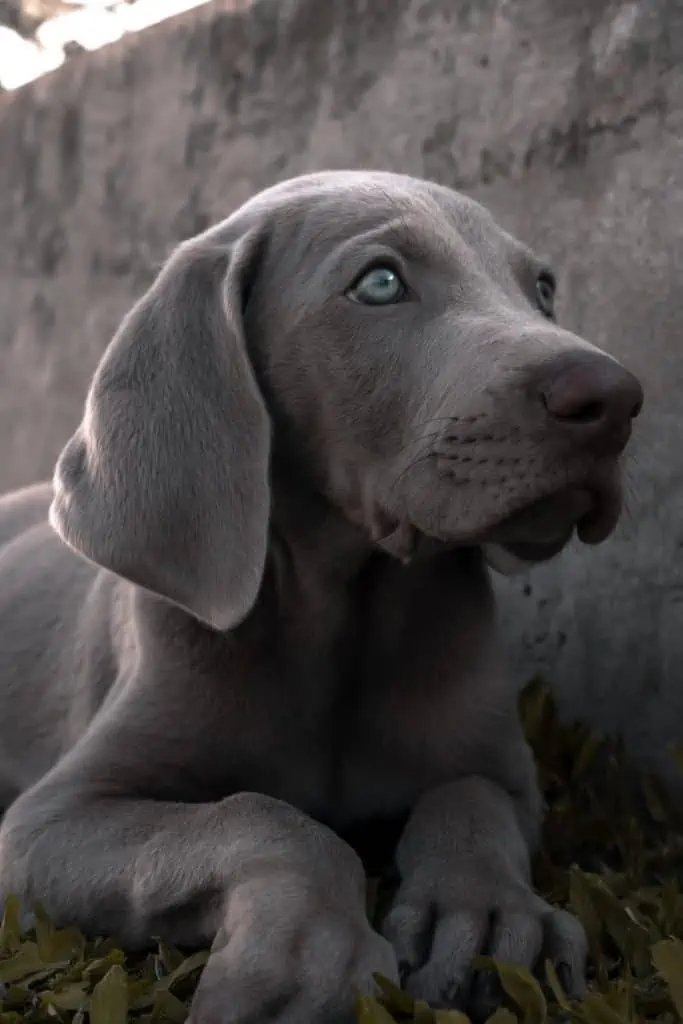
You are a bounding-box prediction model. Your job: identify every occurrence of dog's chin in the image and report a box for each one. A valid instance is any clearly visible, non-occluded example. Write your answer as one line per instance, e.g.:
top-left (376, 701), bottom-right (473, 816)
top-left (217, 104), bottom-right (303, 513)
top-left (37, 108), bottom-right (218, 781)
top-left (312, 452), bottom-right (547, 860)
top-left (482, 536), bottom-right (572, 576)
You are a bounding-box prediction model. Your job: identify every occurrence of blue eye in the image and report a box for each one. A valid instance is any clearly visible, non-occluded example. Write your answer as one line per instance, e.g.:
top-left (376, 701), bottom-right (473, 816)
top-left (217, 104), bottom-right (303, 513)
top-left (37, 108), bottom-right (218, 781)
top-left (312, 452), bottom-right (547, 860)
top-left (536, 271), bottom-right (556, 318)
top-left (349, 265), bottom-right (406, 305)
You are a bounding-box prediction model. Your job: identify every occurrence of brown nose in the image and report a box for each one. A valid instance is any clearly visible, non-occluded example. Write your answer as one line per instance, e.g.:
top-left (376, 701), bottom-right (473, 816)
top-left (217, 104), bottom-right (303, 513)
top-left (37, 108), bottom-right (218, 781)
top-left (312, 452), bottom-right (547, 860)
top-left (538, 353), bottom-right (643, 454)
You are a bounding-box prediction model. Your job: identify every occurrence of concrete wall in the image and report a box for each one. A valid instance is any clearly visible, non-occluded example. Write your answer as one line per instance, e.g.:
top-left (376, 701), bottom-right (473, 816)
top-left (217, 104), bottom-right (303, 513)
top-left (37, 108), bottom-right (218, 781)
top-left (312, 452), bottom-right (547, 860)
top-left (1, 0), bottom-right (682, 780)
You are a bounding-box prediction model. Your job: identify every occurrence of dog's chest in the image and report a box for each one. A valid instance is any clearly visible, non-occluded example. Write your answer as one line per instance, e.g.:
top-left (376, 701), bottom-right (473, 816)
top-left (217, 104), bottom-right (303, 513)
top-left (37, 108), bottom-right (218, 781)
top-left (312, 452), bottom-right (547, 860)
top-left (217, 551), bottom-right (502, 829)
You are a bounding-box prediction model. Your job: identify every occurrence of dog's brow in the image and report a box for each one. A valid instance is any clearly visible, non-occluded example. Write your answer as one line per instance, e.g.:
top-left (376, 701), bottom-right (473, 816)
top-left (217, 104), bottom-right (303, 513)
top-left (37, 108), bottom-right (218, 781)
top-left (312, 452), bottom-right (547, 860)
top-left (322, 214), bottom-right (460, 270)
top-left (506, 241), bottom-right (555, 287)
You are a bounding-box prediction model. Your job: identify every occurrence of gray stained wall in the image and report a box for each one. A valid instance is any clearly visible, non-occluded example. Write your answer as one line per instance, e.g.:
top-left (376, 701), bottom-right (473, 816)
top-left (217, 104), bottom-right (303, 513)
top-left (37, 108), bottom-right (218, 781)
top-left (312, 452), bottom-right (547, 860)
top-left (1, 0), bottom-right (682, 780)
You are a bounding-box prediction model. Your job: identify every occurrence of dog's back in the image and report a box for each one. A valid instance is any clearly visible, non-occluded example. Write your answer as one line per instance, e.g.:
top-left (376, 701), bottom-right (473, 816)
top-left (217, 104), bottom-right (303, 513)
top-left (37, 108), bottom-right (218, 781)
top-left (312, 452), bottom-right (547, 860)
top-left (0, 484), bottom-right (53, 549)
top-left (0, 485), bottom-right (121, 805)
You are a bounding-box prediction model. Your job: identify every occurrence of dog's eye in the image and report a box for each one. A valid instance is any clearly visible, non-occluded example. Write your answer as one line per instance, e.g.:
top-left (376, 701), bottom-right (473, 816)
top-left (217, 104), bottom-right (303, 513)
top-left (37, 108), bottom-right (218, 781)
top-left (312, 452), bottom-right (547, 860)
top-left (535, 271), bottom-right (556, 318)
top-left (348, 266), bottom-right (406, 305)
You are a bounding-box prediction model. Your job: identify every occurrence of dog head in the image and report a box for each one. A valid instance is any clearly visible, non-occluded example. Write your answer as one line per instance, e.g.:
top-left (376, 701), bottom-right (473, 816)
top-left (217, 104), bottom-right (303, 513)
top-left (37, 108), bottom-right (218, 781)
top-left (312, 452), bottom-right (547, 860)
top-left (51, 171), bottom-right (642, 629)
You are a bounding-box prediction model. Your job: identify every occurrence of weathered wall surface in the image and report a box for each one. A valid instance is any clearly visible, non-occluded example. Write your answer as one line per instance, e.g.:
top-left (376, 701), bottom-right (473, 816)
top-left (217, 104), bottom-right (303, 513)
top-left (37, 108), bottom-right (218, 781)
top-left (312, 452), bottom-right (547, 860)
top-left (1, 0), bottom-right (682, 779)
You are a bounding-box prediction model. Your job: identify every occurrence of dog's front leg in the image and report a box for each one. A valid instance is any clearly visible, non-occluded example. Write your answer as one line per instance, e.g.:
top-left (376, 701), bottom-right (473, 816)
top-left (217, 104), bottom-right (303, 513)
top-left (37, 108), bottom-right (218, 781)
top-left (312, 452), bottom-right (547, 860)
top-left (0, 785), bottom-right (397, 1023)
top-left (380, 761), bottom-right (587, 1018)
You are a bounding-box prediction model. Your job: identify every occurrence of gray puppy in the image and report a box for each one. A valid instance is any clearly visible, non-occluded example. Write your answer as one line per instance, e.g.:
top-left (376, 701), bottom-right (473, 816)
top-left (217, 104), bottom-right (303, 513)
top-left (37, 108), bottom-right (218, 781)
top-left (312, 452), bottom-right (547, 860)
top-left (0, 171), bottom-right (642, 1022)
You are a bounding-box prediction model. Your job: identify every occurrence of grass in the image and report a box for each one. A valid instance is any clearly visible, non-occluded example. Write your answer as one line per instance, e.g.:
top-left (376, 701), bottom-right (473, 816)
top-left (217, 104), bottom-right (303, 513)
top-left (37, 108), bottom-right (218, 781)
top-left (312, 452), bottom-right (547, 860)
top-left (1, 680), bottom-right (683, 1023)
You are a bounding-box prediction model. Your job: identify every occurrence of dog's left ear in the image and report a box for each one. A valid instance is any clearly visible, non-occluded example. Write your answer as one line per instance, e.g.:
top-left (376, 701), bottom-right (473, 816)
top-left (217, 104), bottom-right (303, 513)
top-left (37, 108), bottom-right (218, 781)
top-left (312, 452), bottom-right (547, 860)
top-left (50, 224), bottom-right (271, 631)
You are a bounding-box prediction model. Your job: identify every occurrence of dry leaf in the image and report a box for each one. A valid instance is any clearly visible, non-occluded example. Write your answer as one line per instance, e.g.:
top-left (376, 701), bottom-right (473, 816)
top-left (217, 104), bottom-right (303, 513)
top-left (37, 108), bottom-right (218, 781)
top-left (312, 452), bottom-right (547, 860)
top-left (89, 965), bottom-right (128, 1024)
top-left (651, 937), bottom-right (683, 1015)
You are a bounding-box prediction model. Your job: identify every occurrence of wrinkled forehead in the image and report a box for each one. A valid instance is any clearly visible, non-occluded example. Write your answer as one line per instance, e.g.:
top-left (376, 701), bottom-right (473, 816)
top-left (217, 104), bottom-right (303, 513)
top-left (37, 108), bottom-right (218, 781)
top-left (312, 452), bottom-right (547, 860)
top-left (244, 171), bottom-right (535, 277)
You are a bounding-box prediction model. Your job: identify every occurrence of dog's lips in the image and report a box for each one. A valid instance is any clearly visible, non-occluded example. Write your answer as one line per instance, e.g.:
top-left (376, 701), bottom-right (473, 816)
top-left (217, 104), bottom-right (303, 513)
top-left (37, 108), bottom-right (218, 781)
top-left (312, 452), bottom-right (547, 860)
top-left (485, 474), bottom-right (623, 561)
top-left (371, 466), bottom-right (623, 565)
top-left (575, 479), bottom-right (623, 545)
top-left (498, 531), bottom-right (573, 564)
top-left (488, 488), bottom-right (592, 547)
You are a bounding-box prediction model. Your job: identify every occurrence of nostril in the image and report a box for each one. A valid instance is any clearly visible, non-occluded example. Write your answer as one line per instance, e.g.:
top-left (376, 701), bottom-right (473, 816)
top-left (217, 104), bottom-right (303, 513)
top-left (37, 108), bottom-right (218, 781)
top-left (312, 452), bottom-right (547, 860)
top-left (544, 396), bottom-right (606, 425)
top-left (541, 385), bottom-right (607, 426)
top-left (573, 401), bottom-right (605, 424)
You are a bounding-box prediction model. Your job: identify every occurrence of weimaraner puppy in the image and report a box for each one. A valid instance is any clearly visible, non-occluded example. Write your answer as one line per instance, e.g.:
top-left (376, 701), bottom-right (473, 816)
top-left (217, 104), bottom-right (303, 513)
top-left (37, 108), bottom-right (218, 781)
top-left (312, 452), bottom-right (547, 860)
top-left (0, 171), bottom-right (642, 1022)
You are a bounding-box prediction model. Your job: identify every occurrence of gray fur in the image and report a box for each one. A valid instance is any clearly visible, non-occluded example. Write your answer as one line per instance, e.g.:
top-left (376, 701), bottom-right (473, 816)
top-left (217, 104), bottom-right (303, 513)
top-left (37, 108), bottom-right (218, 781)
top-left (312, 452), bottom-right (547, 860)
top-left (0, 172), bottom-right (642, 1022)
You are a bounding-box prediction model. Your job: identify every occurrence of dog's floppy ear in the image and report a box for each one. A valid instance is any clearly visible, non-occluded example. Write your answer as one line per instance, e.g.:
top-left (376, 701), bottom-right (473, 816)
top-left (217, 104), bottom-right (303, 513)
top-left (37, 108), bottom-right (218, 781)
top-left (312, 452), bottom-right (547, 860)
top-left (50, 226), bottom-right (271, 631)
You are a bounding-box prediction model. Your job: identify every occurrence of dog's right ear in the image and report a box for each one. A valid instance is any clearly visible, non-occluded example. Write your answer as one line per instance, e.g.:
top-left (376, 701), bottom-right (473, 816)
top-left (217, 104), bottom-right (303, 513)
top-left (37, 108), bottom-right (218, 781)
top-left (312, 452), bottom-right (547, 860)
top-left (50, 225), bottom-right (271, 632)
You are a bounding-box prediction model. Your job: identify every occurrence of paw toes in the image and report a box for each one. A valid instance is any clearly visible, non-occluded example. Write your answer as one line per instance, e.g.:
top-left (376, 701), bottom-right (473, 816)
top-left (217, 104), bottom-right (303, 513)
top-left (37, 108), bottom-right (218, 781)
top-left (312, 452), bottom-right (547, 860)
top-left (384, 896), bottom-right (588, 1018)
top-left (405, 909), bottom-right (489, 1008)
top-left (381, 899), bottom-right (436, 976)
top-left (541, 908), bottom-right (588, 997)
top-left (488, 908), bottom-right (545, 967)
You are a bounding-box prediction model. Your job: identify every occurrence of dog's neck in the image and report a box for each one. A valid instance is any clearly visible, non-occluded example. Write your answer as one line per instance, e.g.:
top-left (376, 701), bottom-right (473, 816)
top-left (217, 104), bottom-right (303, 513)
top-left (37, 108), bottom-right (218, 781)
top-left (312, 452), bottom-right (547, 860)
top-left (263, 461), bottom-right (478, 615)
top-left (267, 472), bottom-right (375, 604)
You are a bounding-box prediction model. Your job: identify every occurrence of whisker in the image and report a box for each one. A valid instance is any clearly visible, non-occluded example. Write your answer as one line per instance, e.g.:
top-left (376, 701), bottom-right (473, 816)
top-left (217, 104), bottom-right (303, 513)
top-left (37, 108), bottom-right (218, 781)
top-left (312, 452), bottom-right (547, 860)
top-left (407, 412), bottom-right (484, 433)
top-left (619, 469), bottom-right (646, 531)
top-left (385, 416), bottom-right (468, 506)
top-left (387, 452), bottom-right (438, 503)
top-left (388, 419), bottom-right (502, 505)
top-left (399, 428), bottom-right (446, 451)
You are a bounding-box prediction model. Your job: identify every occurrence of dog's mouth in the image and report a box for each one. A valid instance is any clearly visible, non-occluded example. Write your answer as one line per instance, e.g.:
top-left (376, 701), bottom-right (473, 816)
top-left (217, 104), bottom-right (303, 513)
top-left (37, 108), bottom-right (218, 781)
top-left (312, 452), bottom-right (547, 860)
top-left (481, 474), bottom-right (623, 575)
top-left (371, 465), bottom-right (623, 569)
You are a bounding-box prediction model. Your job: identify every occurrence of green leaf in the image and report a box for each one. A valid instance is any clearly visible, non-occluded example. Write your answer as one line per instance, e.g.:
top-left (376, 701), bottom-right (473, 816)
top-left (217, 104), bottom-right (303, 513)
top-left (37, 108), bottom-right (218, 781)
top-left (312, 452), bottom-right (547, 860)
top-left (356, 993), bottom-right (399, 1022)
top-left (574, 991), bottom-right (630, 1024)
top-left (0, 985), bottom-right (33, 1011)
top-left (602, 981), bottom-right (632, 1020)
top-left (149, 988), bottom-right (189, 1023)
top-left (543, 960), bottom-right (570, 1011)
top-left (641, 775), bottom-right (669, 825)
top-left (153, 939), bottom-right (186, 977)
top-left (82, 950), bottom-right (126, 982)
top-left (667, 741), bottom-right (683, 775)
top-left (0, 897), bottom-right (22, 955)
top-left (433, 1009), bottom-right (472, 1023)
top-left (651, 937), bottom-right (683, 1015)
top-left (413, 999), bottom-right (436, 1022)
top-left (155, 949), bottom-right (209, 993)
top-left (568, 868), bottom-right (605, 969)
top-left (373, 973), bottom-right (416, 1015)
top-left (519, 679), bottom-right (552, 746)
top-left (473, 957), bottom-right (546, 1024)
top-left (41, 981), bottom-right (89, 1012)
top-left (89, 964), bottom-right (128, 1024)
top-left (582, 875), bottom-right (651, 976)
top-left (33, 904), bottom-right (84, 965)
top-left (127, 974), bottom-right (159, 1011)
top-left (0, 942), bottom-right (51, 983)
top-left (483, 1011), bottom-right (518, 1024)
top-left (570, 728), bottom-right (603, 781)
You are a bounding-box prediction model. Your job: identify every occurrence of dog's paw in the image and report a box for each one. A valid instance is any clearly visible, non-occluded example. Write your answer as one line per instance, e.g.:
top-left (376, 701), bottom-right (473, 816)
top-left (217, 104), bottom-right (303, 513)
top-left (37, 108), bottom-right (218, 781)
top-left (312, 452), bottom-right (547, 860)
top-left (380, 876), bottom-right (587, 1019)
top-left (188, 880), bottom-right (398, 1024)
